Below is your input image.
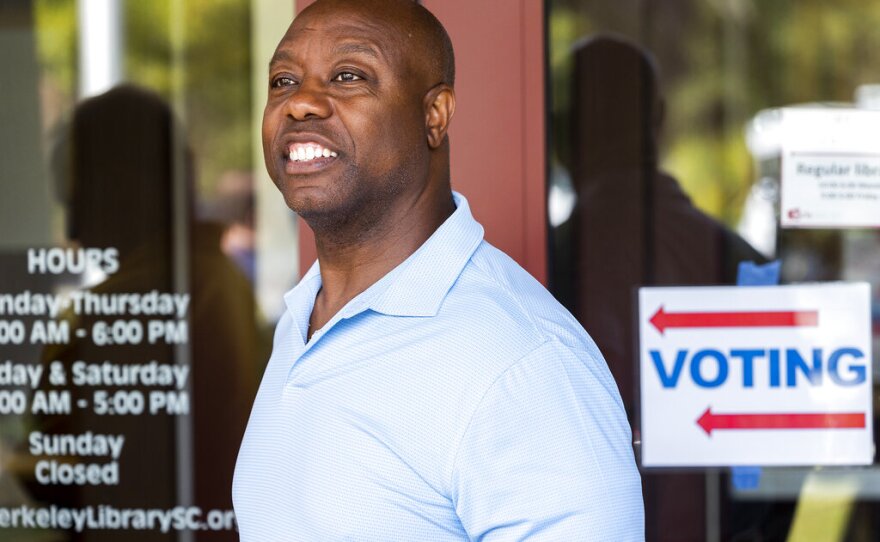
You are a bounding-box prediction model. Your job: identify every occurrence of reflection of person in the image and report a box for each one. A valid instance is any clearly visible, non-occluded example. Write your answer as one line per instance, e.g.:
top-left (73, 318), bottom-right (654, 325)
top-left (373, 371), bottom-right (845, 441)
top-left (555, 35), bottom-right (766, 541)
top-left (43, 85), bottom-right (265, 541)
top-left (201, 170), bottom-right (258, 283)
top-left (233, 1), bottom-right (643, 540)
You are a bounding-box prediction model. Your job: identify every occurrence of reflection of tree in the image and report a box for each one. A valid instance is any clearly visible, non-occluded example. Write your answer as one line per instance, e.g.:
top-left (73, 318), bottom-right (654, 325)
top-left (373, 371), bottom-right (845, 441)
top-left (34, 0), bottom-right (252, 200)
top-left (549, 0), bottom-right (880, 226)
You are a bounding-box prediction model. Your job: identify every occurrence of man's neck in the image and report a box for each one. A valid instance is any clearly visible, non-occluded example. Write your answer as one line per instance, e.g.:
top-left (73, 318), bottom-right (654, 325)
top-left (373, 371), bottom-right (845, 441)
top-left (307, 187), bottom-right (455, 335)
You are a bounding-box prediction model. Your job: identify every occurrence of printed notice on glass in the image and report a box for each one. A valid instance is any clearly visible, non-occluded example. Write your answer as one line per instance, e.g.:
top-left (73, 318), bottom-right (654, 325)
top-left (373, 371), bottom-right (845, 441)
top-left (780, 108), bottom-right (880, 228)
top-left (0, 247), bottom-right (240, 537)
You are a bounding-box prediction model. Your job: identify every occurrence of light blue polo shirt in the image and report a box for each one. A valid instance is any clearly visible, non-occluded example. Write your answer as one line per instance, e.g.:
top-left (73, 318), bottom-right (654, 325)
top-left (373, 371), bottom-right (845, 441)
top-left (233, 192), bottom-right (643, 541)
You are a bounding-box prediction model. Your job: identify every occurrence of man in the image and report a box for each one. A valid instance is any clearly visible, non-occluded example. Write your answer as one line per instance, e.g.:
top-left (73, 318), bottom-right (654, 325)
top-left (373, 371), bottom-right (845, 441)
top-left (233, 0), bottom-right (643, 539)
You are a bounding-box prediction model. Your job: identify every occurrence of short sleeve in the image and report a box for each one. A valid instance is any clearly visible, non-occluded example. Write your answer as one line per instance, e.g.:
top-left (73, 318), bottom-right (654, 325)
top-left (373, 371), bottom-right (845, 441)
top-left (451, 340), bottom-right (644, 541)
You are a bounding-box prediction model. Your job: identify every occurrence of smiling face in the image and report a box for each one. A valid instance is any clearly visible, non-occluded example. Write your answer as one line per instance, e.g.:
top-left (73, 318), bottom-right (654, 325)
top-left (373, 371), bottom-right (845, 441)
top-left (263, 0), bottom-right (441, 235)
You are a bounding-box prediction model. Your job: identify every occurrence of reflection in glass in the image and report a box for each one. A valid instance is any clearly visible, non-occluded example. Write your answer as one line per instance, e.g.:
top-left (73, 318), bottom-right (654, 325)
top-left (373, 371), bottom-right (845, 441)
top-left (549, 1), bottom-right (880, 540)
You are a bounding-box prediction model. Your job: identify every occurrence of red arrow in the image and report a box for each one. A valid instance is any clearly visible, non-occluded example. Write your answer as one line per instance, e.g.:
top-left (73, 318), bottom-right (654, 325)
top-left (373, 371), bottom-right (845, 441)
top-left (697, 407), bottom-right (865, 436)
top-left (650, 306), bottom-right (818, 335)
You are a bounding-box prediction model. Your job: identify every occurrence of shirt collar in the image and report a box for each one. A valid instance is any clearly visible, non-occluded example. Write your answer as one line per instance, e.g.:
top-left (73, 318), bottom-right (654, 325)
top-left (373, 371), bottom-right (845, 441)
top-left (368, 191), bottom-right (484, 317)
top-left (283, 191), bottom-right (484, 321)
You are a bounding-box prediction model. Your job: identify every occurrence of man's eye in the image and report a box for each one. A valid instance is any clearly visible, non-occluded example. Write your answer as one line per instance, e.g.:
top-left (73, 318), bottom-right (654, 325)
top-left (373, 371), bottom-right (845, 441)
top-left (271, 76), bottom-right (296, 88)
top-left (333, 72), bottom-right (363, 82)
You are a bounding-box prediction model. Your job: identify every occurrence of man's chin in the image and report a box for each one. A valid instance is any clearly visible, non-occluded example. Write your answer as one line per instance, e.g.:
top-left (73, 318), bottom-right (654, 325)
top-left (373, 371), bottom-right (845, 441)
top-left (273, 180), bottom-right (330, 211)
top-left (272, 167), bottom-right (352, 214)
top-left (279, 188), bottom-right (350, 225)
top-left (282, 193), bottom-right (333, 218)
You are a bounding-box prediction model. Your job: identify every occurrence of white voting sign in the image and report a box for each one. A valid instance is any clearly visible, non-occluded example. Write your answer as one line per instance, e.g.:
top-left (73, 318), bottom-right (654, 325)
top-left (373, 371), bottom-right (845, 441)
top-left (639, 283), bottom-right (873, 467)
top-left (780, 108), bottom-right (880, 228)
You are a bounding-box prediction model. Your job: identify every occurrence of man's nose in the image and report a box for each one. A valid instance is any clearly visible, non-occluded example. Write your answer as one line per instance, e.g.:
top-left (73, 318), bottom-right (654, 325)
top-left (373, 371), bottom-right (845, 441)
top-left (285, 77), bottom-right (332, 121)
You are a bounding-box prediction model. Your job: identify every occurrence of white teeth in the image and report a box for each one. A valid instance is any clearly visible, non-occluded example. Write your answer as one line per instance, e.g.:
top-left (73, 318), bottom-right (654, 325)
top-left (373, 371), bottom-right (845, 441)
top-left (288, 145), bottom-right (338, 162)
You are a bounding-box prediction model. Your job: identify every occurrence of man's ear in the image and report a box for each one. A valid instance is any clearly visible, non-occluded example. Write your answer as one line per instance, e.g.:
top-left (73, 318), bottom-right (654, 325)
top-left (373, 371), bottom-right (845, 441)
top-left (424, 84), bottom-right (455, 149)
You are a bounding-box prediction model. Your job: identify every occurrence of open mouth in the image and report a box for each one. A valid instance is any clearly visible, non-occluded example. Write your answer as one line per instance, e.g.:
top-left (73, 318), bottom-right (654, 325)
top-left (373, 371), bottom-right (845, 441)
top-left (283, 142), bottom-right (339, 175)
top-left (287, 142), bottom-right (337, 162)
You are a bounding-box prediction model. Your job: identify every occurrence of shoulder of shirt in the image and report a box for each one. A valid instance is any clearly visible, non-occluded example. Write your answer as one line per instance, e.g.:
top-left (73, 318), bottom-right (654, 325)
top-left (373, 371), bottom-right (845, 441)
top-left (440, 242), bottom-right (627, 498)
top-left (441, 238), bottom-right (605, 369)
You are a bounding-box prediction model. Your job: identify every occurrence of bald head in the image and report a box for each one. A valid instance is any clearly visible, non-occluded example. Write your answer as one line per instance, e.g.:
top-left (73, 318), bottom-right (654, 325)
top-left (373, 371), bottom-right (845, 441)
top-left (298, 0), bottom-right (454, 89)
